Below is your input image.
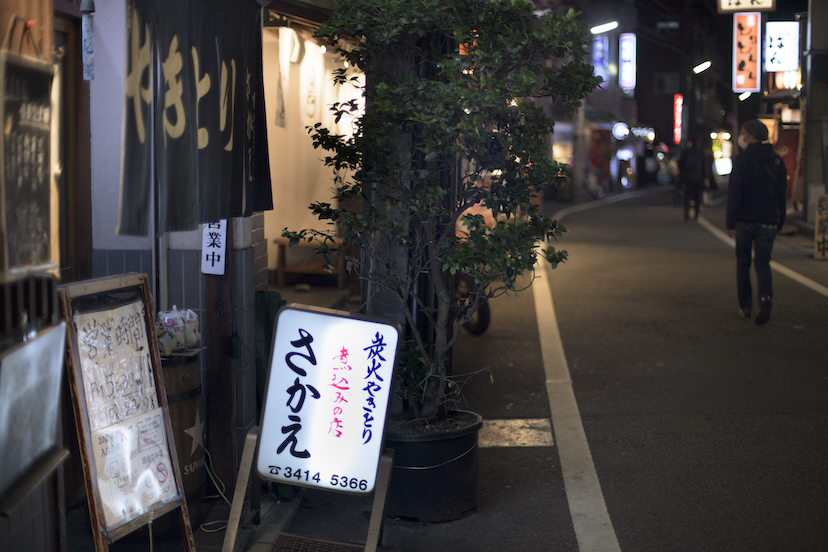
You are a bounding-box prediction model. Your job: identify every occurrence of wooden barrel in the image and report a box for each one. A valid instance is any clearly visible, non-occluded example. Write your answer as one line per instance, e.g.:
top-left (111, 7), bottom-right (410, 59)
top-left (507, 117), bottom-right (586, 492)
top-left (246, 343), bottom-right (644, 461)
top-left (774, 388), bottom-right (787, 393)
top-left (161, 353), bottom-right (205, 527)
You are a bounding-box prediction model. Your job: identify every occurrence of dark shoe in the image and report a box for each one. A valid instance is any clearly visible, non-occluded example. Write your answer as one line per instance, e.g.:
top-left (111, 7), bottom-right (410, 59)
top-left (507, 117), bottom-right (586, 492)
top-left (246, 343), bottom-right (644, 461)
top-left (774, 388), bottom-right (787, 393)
top-left (738, 309), bottom-right (752, 319)
top-left (755, 298), bottom-right (772, 325)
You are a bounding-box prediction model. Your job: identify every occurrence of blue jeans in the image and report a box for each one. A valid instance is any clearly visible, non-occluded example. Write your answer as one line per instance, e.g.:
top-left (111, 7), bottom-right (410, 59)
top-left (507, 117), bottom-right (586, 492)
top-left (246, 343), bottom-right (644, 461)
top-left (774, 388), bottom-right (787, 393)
top-left (734, 222), bottom-right (776, 311)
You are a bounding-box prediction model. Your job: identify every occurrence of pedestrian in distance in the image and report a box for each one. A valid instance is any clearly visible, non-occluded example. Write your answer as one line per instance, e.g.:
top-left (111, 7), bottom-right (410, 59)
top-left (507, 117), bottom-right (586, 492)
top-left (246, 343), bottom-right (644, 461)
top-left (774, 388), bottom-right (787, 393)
top-left (678, 136), bottom-right (710, 221)
top-left (726, 119), bottom-right (787, 325)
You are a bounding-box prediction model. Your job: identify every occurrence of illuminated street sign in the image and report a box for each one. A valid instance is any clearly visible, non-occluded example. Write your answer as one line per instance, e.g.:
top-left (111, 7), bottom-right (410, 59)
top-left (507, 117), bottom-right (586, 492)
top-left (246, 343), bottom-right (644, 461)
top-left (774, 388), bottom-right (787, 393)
top-left (257, 305), bottom-right (400, 494)
top-left (619, 33), bottom-right (636, 90)
top-left (718, 0), bottom-right (775, 14)
top-left (673, 94), bottom-right (683, 145)
top-left (765, 21), bottom-right (800, 73)
top-left (733, 13), bottom-right (761, 93)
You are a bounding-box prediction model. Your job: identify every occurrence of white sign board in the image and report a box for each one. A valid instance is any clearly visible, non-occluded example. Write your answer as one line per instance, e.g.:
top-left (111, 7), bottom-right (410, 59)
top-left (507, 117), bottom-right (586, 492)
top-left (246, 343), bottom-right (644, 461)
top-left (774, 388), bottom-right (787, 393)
top-left (718, 0), bottom-right (775, 13)
top-left (74, 301), bottom-right (159, 432)
top-left (91, 408), bottom-right (178, 529)
top-left (201, 220), bottom-right (227, 275)
top-left (619, 33), bottom-right (636, 91)
top-left (74, 300), bottom-right (177, 530)
top-left (256, 305), bottom-right (400, 494)
top-left (765, 21), bottom-right (800, 73)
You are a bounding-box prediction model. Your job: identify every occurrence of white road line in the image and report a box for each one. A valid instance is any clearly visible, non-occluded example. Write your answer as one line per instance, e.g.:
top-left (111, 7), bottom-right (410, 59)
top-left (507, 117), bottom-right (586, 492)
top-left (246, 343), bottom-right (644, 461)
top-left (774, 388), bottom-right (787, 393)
top-left (697, 215), bottom-right (828, 299)
top-left (534, 264), bottom-right (621, 552)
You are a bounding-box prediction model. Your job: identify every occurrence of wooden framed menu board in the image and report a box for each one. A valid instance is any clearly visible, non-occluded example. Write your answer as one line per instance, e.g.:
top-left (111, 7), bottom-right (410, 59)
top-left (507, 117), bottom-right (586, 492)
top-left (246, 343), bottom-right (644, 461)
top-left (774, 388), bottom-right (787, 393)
top-left (59, 273), bottom-right (194, 551)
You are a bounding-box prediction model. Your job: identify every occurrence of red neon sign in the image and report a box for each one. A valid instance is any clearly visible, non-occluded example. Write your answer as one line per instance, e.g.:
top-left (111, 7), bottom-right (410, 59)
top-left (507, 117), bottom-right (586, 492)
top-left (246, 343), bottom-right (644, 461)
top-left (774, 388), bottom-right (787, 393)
top-left (673, 94), bottom-right (683, 145)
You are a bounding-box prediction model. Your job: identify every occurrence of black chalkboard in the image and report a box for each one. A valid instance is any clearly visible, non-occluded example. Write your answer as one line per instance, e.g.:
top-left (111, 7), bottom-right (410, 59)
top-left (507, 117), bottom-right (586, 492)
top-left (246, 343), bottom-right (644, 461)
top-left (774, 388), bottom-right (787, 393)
top-left (1, 50), bottom-right (57, 274)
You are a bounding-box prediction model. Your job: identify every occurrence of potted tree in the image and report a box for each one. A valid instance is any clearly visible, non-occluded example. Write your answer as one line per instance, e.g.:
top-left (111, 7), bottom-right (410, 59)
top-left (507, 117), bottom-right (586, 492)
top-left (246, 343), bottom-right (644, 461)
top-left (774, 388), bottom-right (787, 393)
top-left (282, 0), bottom-right (600, 521)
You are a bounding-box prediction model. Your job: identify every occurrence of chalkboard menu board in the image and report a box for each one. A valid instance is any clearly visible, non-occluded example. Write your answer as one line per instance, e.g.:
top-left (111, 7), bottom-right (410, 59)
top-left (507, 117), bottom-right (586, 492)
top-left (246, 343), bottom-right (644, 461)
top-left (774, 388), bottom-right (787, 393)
top-left (60, 274), bottom-right (194, 551)
top-left (0, 50), bottom-right (58, 277)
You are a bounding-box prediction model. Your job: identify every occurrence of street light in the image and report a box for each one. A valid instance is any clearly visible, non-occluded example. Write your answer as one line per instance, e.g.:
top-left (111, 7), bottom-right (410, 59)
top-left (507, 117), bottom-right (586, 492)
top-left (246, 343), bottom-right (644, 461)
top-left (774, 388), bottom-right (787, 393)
top-left (590, 21), bottom-right (618, 34)
top-left (693, 61), bottom-right (711, 74)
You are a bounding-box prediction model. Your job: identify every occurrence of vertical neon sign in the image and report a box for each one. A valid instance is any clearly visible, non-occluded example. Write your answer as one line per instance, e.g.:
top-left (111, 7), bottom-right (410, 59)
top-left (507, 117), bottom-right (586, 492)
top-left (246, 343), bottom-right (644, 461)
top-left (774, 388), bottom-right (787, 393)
top-left (619, 33), bottom-right (636, 90)
top-left (733, 12), bottom-right (761, 93)
top-left (673, 94), bottom-right (683, 145)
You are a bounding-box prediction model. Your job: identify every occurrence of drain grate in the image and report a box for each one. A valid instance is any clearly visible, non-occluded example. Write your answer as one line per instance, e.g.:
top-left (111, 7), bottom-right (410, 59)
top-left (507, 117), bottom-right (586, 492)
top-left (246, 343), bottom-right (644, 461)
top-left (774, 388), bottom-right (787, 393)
top-left (272, 535), bottom-right (364, 552)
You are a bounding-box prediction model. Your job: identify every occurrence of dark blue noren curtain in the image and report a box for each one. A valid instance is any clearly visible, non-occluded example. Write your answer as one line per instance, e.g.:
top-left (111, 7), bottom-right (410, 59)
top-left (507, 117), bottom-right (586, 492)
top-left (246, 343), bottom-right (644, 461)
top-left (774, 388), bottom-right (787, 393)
top-left (118, 0), bottom-right (272, 236)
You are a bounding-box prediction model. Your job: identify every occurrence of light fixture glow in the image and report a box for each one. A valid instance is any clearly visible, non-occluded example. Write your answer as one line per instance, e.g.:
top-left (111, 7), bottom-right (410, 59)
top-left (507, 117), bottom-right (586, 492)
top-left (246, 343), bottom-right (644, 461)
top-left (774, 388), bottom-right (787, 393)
top-left (590, 21), bottom-right (618, 35)
top-left (693, 61), bottom-right (711, 74)
top-left (739, 91), bottom-right (752, 101)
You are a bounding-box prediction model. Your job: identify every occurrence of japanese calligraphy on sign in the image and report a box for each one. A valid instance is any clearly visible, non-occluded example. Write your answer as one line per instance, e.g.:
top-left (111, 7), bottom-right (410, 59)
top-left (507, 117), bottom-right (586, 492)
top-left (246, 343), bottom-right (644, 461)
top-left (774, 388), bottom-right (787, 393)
top-left (118, 0), bottom-right (272, 236)
top-left (765, 21), bottom-right (800, 73)
top-left (256, 306), bottom-right (400, 494)
top-left (201, 219), bottom-right (227, 275)
top-left (91, 409), bottom-right (178, 529)
top-left (718, 0), bottom-right (776, 14)
top-left (733, 13), bottom-right (761, 93)
top-left (815, 194), bottom-right (828, 260)
top-left (1, 51), bottom-right (58, 275)
top-left (75, 301), bottom-right (159, 432)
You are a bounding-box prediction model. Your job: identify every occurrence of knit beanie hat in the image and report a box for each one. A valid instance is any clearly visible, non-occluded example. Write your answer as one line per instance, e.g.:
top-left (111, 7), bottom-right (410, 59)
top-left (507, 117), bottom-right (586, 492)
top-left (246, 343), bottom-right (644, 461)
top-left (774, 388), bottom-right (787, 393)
top-left (742, 119), bottom-right (768, 142)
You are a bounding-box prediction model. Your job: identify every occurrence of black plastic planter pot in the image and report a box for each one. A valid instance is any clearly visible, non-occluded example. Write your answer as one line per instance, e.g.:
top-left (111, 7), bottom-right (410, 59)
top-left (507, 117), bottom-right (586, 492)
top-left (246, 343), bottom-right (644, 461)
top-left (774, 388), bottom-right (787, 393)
top-left (384, 410), bottom-right (483, 522)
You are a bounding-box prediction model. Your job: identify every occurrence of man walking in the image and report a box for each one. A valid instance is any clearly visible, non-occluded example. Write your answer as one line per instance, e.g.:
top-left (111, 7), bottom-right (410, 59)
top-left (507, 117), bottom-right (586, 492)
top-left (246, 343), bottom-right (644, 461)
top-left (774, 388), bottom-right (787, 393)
top-left (726, 119), bottom-right (788, 325)
top-left (678, 136), bottom-right (710, 221)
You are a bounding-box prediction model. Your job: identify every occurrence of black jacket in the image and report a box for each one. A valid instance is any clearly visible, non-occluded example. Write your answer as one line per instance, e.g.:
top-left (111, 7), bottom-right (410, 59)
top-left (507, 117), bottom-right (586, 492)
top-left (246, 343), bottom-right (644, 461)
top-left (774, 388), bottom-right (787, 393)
top-left (726, 143), bottom-right (787, 230)
top-left (678, 144), bottom-right (707, 185)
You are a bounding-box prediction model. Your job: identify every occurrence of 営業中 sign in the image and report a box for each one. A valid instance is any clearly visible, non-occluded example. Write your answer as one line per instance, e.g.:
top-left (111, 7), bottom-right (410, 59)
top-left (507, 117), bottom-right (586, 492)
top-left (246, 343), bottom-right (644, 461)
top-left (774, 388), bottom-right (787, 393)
top-left (256, 305), bottom-right (400, 494)
top-left (201, 219), bottom-right (227, 275)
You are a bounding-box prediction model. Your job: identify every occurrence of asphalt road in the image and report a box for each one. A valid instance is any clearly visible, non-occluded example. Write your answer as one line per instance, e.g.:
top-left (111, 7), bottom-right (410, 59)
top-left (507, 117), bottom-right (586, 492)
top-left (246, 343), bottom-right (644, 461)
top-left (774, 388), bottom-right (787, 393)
top-left (277, 188), bottom-right (828, 552)
top-left (544, 190), bottom-right (828, 551)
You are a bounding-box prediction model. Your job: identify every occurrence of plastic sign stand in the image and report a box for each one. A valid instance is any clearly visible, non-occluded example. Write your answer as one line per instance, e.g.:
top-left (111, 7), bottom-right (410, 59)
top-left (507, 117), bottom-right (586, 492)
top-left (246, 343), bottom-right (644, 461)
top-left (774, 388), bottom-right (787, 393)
top-left (256, 304), bottom-right (400, 494)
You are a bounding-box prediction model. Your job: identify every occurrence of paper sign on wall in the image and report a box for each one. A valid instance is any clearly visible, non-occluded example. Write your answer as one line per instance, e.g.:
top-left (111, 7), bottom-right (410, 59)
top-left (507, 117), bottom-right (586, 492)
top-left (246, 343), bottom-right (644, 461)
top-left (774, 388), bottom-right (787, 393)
top-left (201, 220), bottom-right (227, 275)
top-left (256, 305), bottom-right (400, 494)
top-left (91, 408), bottom-right (178, 528)
top-left (75, 301), bottom-right (159, 432)
top-left (74, 299), bottom-right (177, 531)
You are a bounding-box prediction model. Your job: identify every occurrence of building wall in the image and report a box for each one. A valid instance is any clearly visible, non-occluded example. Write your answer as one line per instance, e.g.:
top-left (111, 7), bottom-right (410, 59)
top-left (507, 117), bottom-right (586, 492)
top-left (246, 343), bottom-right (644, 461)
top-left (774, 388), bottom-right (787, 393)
top-left (0, 4), bottom-right (63, 550)
top-left (261, 27), bottom-right (363, 277)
